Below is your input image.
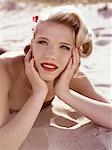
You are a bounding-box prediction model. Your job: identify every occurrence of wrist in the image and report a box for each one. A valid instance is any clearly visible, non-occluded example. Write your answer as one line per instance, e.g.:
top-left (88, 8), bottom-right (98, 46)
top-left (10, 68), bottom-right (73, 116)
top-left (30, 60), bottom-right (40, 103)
top-left (57, 89), bottom-right (71, 100)
top-left (32, 89), bottom-right (48, 98)
top-left (32, 86), bottom-right (48, 93)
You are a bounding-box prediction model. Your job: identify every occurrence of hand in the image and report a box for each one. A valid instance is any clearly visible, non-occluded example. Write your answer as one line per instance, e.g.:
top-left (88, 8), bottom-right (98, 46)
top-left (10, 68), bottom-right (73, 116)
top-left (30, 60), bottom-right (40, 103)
top-left (54, 48), bottom-right (80, 99)
top-left (24, 49), bottom-right (48, 95)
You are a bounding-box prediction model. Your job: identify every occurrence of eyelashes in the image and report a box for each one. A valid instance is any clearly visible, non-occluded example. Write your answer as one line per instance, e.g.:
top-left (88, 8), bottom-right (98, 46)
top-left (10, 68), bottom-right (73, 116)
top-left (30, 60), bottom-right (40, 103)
top-left (37, 40), bottom-right (47, 46)
top-left (60, 45), bottom-right (70, 51)
top-left (36, 40), bottom-right (71, 51)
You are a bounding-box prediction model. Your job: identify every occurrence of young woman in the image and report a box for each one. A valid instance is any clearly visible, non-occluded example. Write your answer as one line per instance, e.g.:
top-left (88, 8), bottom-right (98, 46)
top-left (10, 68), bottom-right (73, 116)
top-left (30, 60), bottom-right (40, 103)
top-left (0, 5), bottom-right (111, 150)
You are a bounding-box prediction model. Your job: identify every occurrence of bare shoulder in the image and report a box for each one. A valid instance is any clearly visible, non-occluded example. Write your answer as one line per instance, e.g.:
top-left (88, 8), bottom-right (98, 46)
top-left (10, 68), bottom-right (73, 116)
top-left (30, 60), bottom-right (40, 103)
top-left (70, 70), bottom-right (89, 93)
top-left (0, 58), bottom-right (11, 80)
top-left (0, 59), bottom-right (12, 98)
top-left (0, 51), bottom-right (25, 79)
top-left (0, 60), bottom-right (12, 127)
top-left (70, 70), bottom-right (110, 103)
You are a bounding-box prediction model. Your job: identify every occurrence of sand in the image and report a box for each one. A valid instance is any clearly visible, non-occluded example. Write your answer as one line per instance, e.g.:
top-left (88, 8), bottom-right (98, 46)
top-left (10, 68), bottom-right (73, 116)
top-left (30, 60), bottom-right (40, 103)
top-left (8, 97), bottom-right (112, 150)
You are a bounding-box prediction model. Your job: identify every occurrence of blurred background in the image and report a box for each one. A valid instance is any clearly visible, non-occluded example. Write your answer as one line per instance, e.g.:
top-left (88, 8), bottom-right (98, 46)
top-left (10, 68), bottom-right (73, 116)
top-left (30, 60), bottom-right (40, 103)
top-left (0, 0), bottom-right (112, 99)
top-left (0, 0), bottom-right (111, 5)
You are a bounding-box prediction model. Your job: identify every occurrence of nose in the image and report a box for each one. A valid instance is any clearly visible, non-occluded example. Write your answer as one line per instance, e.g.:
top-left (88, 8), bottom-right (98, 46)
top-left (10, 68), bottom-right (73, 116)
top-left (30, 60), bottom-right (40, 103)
top-left (45, 47), bottom-right (56, 61)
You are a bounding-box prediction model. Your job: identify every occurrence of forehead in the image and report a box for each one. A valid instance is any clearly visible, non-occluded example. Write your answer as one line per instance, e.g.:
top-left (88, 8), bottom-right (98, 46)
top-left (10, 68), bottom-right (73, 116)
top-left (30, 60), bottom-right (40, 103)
top-left (35, 21), bottom-right (75, 43)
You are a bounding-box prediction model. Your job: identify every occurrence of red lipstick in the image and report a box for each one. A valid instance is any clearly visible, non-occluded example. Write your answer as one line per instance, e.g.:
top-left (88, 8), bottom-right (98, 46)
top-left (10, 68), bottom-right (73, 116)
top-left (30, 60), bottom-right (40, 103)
top-left (41, 62), bottom-right (58, 72)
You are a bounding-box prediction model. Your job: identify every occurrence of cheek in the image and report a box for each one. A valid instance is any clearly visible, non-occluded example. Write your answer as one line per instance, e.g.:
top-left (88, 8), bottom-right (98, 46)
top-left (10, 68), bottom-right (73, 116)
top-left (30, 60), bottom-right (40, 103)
top-left (32, 46), bottom-right (44, 59)
top-left (60, 53), bottom-right (71, 68)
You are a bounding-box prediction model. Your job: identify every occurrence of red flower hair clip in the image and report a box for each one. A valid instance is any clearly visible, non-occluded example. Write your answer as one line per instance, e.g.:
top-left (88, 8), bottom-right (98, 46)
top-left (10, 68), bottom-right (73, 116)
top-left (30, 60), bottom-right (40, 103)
top-left (32, 27), bottom-right (35, 31)
top-left (32, 15), bottom-right (39, 22)
top-left (32, 15), bottom-right (39, 31)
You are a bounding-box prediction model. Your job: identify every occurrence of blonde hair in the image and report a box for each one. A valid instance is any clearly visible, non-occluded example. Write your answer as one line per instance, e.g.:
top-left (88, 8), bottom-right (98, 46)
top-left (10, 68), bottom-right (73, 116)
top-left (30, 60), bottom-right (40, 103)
top-left (31, 6), bottom-right (93, 77)
top-left (32, 5), bottom-right (93, 58)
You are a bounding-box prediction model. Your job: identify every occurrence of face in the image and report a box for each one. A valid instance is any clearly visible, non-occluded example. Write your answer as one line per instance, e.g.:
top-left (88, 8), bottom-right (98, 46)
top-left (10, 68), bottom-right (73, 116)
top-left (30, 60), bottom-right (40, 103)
top-left (31, 21), bottom-right (75, 81)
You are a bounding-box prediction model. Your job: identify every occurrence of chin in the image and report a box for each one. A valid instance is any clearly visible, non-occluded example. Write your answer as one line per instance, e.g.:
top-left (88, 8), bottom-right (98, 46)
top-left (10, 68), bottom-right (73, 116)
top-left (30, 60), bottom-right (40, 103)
top-left (39, 73), bottom-right (57, 82)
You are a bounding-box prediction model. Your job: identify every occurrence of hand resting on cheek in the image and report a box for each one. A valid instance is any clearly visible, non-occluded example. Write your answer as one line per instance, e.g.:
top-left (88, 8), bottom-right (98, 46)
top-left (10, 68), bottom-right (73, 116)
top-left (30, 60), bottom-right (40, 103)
top-left (24, 49), bottom-right (48, 94)
top-left (54, 47), bottom-right (80, 99)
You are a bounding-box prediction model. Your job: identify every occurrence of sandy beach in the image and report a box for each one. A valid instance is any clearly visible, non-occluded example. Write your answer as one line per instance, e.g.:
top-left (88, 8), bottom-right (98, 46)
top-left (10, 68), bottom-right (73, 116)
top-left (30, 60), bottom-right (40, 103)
top-left (0, 0), bottom-right (112, 149)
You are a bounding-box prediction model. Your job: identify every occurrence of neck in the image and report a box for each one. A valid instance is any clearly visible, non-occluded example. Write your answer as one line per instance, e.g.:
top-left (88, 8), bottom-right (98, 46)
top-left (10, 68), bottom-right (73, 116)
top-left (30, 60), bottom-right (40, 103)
top-left (46, 80), bottom-right (54, 89)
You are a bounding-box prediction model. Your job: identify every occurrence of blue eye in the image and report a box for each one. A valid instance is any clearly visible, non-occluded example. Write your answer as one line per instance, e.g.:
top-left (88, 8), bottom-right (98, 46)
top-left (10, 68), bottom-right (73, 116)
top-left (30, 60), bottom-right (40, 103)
top-left (60, 45), bottom-right (70, 51)
top-left (38, 40), bottom-right (47, 46)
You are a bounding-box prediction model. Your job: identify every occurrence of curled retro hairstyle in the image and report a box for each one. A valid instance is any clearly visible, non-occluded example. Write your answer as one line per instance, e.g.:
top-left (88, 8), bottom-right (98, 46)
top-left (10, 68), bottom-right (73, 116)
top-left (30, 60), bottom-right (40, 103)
top-left (31, 6), bottom-right (93, 58)
top-left (24, 6), bottom-right (93, 77)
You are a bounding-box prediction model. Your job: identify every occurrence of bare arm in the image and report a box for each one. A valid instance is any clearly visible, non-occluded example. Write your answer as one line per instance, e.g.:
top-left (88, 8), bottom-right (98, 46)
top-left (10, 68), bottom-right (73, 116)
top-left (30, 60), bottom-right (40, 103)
top-left (0, 50), bottom-right (48, 150)
top-left (0, 92), bottom-right (47, 150)
top-left (65, 72), bottom-right (112, 128)
top-left (62, 91), bottom-right (112, 128)
top-left (70, 72), bottom-right (111, 103)
top-left (55, 48), bottom-right (112, 129)
top-left (0, 64), bottom-right (47, 150)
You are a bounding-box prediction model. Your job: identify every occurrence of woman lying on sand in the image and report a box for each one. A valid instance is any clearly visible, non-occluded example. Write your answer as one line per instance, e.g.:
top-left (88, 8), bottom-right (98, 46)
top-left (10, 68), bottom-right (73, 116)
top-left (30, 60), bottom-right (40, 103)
top-left (0, 5), bottom-right (112, 150)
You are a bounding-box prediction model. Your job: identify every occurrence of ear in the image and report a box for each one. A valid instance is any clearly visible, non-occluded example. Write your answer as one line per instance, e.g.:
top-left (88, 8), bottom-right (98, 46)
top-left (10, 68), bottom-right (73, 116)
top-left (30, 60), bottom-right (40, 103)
top-left (78, 40), bottom-right (93, 57)
top-left (24, 44), bottom-right (30, 54)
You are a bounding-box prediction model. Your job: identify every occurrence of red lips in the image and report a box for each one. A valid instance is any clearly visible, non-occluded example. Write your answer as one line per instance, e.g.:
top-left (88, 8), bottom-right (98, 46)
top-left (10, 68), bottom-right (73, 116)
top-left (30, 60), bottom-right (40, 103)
top-left (41, 62), bottom-right (58, 72)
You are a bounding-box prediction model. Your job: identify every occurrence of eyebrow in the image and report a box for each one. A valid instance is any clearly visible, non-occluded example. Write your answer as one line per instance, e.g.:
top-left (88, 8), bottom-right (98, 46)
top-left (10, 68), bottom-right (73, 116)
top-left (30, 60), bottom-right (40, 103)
top-left (38, 37), bottom-right (73, 46)
top-left (60, 42), bottom-right (72, 46)
top-left (38, 37), bottom-right (49, 41)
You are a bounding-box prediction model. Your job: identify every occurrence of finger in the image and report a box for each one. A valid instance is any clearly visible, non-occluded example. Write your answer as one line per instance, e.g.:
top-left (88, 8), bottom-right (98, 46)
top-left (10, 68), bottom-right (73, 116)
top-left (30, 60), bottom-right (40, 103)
top-left (30, 57), bottom-right (34, 66)
top-left (73, 48), bottom-right (80, 68)
top-left (75, 48), bottom-right (80, 65)
top-left (24, 49), bottom-right (32, 69)
top-left (70, 48), bottom-right (79, 75)
top-left (28, 58), bottom-right (36, 78)
top-left (29, 58), bottom-right (40, 78)
top-left (24, 49), bottom-right (32, 64)
top-left (66, 57), bottom-right (72, 70)
top-left (61, 57), bottom-right (72, 76)
top-left (29, 58), bottom-right (35, 73)
top-left (25, 58), bottom-right (32, 76)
